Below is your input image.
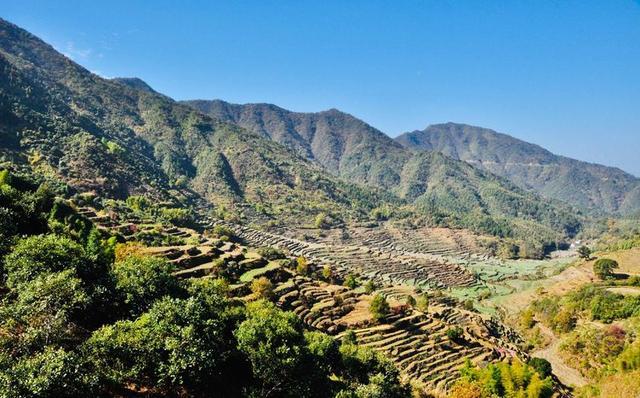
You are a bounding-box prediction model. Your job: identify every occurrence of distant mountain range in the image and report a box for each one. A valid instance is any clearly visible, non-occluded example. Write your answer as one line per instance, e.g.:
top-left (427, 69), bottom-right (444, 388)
top-left (396, 123), bottom-right (640, 215)
top-left (0, 17), bottom-right (583, 253)
top-left (184, 100), bottom-right (580, 240)
top-left (184, 100), bottom-right (639, 216)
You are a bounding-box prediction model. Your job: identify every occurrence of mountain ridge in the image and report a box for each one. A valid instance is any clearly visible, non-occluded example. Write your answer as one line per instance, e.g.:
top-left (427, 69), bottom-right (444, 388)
top-left (396, 122), bottom-right (640, 214)
top-left (185, 98), bottom-right (581, 249)
top-left (0, 18), bottom-right (581, 255)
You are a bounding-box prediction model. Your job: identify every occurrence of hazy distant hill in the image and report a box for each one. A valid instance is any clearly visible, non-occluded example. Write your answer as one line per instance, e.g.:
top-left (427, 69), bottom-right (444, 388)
top-left (396, 123), bottom-right (640, 215)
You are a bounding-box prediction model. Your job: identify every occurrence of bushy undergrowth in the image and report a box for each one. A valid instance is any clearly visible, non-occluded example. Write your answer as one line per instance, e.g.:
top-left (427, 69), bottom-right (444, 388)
top-left (0, 170), bottom-right (410, 397)
top-left (448, 359), bottom-right (554, 398)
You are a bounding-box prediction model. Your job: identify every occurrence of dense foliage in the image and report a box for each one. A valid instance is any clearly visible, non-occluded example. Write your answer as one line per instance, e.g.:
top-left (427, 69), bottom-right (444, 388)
top-left (0, 171), bottom-right (410, 397)
top-left (448, 359), bottom-right (554, 398)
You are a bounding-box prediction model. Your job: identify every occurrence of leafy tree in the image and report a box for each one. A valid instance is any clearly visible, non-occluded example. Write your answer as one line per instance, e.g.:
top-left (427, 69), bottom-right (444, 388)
top-left (337, 341), bottom-right (409, 397)
top-left (343, 331), bottom-right (357, 346)
top-left (86, 295), bottom-right (242, 395)
top-left (322, 265), bottom-right (333, 281)
top-left (344, 274), bottom-right (359, 289)
top-left (3, 234), bottom-right (92, 288)
top-left (257, 247), bottom-right (285, 261)
top-left (369, 294), bottom-right (390, 322)
top-left (305, 331), bottom-right (341, 376)
top-left (446, 327), bottom-right (464, 342)
top-left (0, 169), bottom-right (10, 186)
top-left (112, 255), bottom-right (181, 316)
top-left (210, 225), bottom-right (235, 240)
top-left (551, 308), bottom-right (576, 332)
top-left (528, 358), bottom-right (552, 378)
top-left (0, 347), bottom-right (94, 398)
top-left (364, 280), bottom-right (377, 294)
top-left (85, 227), bottom-right (116, 266)
top-left (251, 276), bottom-right (274, 300)
top-left (235, 300), bottom-right (318, 397)
top-left (416, 293), bottom-right (429, 312)
top-left (593, 258), bottom-right (619, 280)
top-left (159, 207), bottom-right (193, 226)
top-left (577, 246), bottom-right (592, 260)
top-left (296, 256), bottom-right (310, 275)
top-left (0, 269), bottom-right (90, 354)
top-left (125, 195), bottom-right (150, 212)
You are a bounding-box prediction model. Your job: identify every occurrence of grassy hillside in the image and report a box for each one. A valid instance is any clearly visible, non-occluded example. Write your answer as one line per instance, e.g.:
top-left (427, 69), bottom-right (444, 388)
top-left (396, 122), bottom-right (640, 215)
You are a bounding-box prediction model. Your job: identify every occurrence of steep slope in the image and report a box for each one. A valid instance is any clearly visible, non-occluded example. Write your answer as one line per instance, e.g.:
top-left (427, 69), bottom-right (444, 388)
top-left (396, 123), bottom-right (640, 215)
top-left (184, 100), bottom-right (407, 187)
top-left (0, 18), bottom-right (580, 251)
top-left (111, 77), bottom-right (161, 95)
top-left (185, 99), bottom-right (581, 245)
top-left (0, 18), bottom-right (387, 226)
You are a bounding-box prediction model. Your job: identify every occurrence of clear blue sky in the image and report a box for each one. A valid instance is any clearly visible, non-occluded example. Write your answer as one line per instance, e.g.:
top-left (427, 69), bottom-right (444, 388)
top-left (4, 1), bottom-right (640, 176)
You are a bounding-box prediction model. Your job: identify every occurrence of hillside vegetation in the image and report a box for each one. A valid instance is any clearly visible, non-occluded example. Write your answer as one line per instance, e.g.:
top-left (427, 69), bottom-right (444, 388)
top-left (396, 123), bottom-right (640, 215)
top-left (0, 18), bottom-right (397, 230)
top-left (513, 246), bottom-right (640, 397)
top-left (0, 169), bottom-right (411, 397)
top-left (184, 99), bottom-right (581, 253)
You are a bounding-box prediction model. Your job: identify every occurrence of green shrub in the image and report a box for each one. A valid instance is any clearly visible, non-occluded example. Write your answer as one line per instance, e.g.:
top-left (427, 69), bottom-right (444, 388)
top-left (528, 357), bottom-right (553, 378)
top-left (446, 327), bottom-right (464, 342)
top-left (369, 294), bottom-right (390, 322)
top-left (594, 258), bottom-right (619, 280)
top-left (344, 274), bottom-right (359, 289)
top-left (364, 280), bottom-right (376, 294)
top-left (113, 256), bottom-right (181, 316)
top-left (416, 293), bottom-right (429, 312)
top-left (257, 247), bottom-right (285, 261)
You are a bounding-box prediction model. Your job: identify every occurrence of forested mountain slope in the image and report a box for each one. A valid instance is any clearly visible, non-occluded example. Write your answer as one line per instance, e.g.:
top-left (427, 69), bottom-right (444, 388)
top-left (396, 123), bottom-right (640, 215)
top-left (0, 18), bottom-right (390, 226)
top-left (185, 99), bottom-right (581, 246)
top-left (0, 17), bottom-right (580, 251)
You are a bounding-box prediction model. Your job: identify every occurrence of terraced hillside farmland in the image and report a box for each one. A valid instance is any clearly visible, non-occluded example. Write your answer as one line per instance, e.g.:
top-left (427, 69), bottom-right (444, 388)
top-left (69, 197), bottom-right (536, 395)
top-left (209, 220), bottom-right (478, 289)
top-left (143, 239), bottom-right (524, 395)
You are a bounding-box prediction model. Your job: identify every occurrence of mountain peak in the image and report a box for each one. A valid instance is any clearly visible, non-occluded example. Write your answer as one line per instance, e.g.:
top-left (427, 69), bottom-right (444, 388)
top-left (396, 123), bottom-right (640, 214)
top-left (111, 77), bottom-right (158, 94)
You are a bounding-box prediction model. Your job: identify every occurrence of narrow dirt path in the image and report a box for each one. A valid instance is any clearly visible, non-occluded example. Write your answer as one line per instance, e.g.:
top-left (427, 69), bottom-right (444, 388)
top-left (532, 323), bottom-right (588, 388)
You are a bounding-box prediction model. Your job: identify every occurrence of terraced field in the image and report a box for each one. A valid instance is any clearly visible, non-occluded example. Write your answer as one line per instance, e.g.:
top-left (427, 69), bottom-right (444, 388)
top-left (70, 199), bottom-right (539, 396)
top-left (209, 220), bottom-right (478, 290)
top-left (344, 310), bottom-right (507, 393)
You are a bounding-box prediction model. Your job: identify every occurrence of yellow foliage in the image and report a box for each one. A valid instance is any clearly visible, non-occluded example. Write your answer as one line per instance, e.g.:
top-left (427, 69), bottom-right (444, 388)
top-left (114, 242), bottom-right (145, 262)
top-left (448, 380), bottom-right (483, 398)
top-left (251, 276), bottom-right (274, 300)
top-left (598, 370), bottom-right (640, 397)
